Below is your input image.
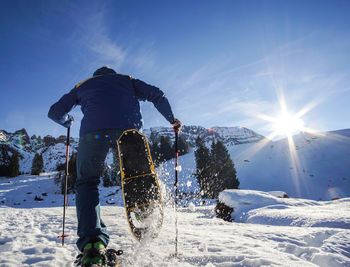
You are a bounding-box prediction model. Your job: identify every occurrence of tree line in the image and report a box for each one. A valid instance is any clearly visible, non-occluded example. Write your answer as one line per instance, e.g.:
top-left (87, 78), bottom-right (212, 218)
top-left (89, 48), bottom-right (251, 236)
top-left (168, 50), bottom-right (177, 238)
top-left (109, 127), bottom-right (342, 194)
top-left (0, 152), bottom-right (20, 177)
top-left (0, 151), bottom-right (44, 178)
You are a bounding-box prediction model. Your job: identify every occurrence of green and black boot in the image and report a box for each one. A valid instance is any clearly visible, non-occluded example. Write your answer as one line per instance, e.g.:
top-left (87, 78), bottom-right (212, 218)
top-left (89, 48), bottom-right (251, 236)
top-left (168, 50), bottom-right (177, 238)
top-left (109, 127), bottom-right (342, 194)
top-left (75, 239), bottom-right (123, 267)
top-left (78, 239), bottom-right (107, 267)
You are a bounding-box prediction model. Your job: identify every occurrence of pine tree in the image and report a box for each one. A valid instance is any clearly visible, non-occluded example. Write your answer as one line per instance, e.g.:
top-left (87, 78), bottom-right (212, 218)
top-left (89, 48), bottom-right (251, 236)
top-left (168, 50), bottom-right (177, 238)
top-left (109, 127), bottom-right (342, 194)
top-left (159, 136), bottom-right (173, 162)
top-left (59, 153), bottom-right (77, 194)
top-left (149, 131), bottom-right (160, 164)
top-left (195, 138), bottom-right (239, 199)
top-left (67, 152), bottom-right (77, 192)
top-left (0, 147), bottom-right (11, 177)
top-left (31, 153), bottom-right (44, 175)
top-left (8, 153), bottom-right (20, 177)
top-left (102, 150), bottom-right (121, 187)
top-left (150, 141), bottom-right (161, 167)
top-left (194, 136), bottom-right (213, 198)
top-left (210, 140), bottom-right (239, 198)
top-left (177, 135), bottom-right (190, 156)
top-left (102, 165), bottom-right (113, 187)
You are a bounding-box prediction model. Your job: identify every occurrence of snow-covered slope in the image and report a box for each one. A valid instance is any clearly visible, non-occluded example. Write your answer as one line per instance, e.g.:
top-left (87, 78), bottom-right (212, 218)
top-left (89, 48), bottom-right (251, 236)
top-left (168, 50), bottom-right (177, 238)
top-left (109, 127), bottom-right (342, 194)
top-left (156, 129), bottom-right (350, 201)
top-left (1, 174), bottom-right (349, 267)
top-left (228, 129), bottom-right (350, 200)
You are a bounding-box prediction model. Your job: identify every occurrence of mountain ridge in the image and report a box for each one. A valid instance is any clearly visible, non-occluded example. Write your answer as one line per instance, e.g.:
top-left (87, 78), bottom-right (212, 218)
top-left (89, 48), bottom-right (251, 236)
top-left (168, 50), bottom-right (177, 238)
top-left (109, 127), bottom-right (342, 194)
top-left (0, 125), bottom-right (265, 173)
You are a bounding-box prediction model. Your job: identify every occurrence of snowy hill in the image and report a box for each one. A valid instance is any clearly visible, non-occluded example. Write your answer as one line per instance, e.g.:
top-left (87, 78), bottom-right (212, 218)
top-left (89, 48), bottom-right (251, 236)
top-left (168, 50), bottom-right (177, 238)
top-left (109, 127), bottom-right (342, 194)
top-left (0, 129), bottom-right (79, 173)
top-left (228, 129), bottom-right (350, 200)
top-left (0, 173), bottom-right (349, 266)
top-left (156, 128), bottom-right (350, 202)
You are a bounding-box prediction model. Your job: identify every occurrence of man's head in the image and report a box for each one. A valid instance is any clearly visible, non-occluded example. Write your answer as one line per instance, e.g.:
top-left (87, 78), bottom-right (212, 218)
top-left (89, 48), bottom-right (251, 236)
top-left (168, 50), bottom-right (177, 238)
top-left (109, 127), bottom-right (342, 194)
top-left (93, 66), bottom-right (117, 76)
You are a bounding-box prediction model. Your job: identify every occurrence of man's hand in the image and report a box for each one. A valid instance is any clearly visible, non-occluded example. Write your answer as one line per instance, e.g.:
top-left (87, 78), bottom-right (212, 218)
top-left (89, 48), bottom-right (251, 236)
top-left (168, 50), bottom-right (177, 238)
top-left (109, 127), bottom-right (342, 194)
top-left (171, 118), bottom-right (182, 131)
top-left (63, 114), bottom-right (74, 128)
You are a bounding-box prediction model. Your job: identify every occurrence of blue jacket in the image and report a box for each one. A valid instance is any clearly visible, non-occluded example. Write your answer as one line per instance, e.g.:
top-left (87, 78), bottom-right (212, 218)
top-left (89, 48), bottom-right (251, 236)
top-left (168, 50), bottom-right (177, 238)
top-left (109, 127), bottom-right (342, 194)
top-left (48, 69), bottom-right (175, 136)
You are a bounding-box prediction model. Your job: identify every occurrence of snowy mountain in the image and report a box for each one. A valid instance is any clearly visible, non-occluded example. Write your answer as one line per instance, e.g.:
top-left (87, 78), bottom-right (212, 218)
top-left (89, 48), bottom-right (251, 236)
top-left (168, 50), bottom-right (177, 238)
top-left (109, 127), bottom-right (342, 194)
top-left (143, 125), bottom-right (265, 146)
top-left (0, 126), bottom-right (264, 174)
top-left (0, 128), bottom-right (79, 173)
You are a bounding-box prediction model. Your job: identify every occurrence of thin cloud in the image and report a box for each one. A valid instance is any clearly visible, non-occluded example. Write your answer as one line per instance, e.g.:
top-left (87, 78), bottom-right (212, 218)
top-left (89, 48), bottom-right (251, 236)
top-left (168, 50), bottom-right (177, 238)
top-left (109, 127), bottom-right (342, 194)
top-left (80, 10), bottom-right (127, 68)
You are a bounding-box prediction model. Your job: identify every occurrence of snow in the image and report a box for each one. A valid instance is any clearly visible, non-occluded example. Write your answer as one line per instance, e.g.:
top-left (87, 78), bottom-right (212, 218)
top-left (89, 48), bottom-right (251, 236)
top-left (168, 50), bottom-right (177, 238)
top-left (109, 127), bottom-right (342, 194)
top-left (219, 189), bottom-right (350, 228)
top-left (1, 174), bottom-right (349, 266)
top-left (149, 129), bottom-right (350, 202)
top-left (1, 128), bottom-right (349, 266)
top-left (228, 130), bottom-right (350, 200)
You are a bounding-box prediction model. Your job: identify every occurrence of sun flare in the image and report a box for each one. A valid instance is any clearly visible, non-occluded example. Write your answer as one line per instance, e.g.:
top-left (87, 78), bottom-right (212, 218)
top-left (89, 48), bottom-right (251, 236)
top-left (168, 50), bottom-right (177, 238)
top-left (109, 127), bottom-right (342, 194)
top-left (273, 112), bottom-right (305, 137)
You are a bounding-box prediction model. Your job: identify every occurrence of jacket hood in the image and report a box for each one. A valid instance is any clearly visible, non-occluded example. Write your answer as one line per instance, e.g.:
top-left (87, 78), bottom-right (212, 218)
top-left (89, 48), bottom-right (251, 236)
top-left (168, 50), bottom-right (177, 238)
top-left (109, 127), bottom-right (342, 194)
top-left (93, 66), bottom-right (117, 76)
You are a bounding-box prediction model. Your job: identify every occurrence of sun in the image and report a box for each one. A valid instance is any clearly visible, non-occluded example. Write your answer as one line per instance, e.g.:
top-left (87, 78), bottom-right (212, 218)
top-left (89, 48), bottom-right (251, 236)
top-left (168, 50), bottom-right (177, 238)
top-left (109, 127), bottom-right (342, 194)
top-left (258, 103), bottom-right (313, 140)
top-left (273, 111), bottom-right (305, 137)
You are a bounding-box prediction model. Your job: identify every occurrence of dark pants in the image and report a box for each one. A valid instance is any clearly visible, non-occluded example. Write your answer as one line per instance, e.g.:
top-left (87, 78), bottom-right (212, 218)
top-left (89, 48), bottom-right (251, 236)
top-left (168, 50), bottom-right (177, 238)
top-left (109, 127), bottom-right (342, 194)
top-left (75, 128), bottom-right (124, 251)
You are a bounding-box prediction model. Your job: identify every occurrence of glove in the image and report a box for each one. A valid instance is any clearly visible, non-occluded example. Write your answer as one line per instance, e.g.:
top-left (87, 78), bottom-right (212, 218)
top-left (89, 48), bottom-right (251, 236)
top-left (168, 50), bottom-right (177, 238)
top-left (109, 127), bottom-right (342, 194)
top-left (62, 114), bottom-right (74, 128)
top-left (171, 118), bottom-right (182, 132)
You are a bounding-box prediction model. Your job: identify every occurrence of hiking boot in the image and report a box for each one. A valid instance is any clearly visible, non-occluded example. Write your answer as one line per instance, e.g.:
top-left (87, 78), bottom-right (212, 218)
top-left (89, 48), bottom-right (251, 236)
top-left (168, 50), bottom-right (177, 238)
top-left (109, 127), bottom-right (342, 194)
top-left (81, 239), bottom-right (107, 267)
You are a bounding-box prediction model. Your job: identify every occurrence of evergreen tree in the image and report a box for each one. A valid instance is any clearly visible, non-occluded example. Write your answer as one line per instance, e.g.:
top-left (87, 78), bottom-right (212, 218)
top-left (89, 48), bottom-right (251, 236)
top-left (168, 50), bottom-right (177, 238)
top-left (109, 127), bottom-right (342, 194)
top-left (102, 150), bottom-right (121, 187)
top-left (150, 141), bottom-right (161, 167)
top-left (159, 136), bottom-right (173, 162)
top-left (8, 153), bottom-right (20, 177)
top-left (31, 153), bottom-right (44, 175)
top-left (67, 152), bottom-right (77, 192)
top-left (102, 165), bottom-right (113, 187)
top-left (58, 153), bottom-right (77, 194)
top-left (177, 135), bottom-right (190, 156)
top-left (149, 131), bottom-right (159, 145)
top-left (194, 136), bottom-right (213, 198)
top-left (0, 147), bottom-right (11, 177)
top-left (210, 140), bottom-right (239, 197)
top-left (194, 138), bottom-right (239, 199)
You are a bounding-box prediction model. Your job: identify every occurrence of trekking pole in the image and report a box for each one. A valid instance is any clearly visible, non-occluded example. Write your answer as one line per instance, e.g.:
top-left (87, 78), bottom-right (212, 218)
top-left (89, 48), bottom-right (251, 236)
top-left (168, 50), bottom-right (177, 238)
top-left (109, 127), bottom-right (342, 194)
top-left (173, 127), bottom-right (179, 256)
top-left (59, 126), bottom-right (70, 246)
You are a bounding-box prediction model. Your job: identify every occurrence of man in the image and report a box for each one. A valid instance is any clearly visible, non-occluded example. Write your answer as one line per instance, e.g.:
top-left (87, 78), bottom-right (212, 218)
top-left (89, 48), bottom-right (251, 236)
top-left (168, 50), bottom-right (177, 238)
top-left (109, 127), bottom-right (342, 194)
top-left (48, 66), bottom-right (182, 266)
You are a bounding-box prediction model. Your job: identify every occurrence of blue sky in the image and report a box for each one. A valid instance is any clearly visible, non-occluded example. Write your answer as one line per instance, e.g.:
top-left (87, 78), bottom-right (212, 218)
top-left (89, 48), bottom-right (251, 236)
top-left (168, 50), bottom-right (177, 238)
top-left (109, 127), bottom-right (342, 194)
top-left (1, 0), bottom-right (350, 139)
